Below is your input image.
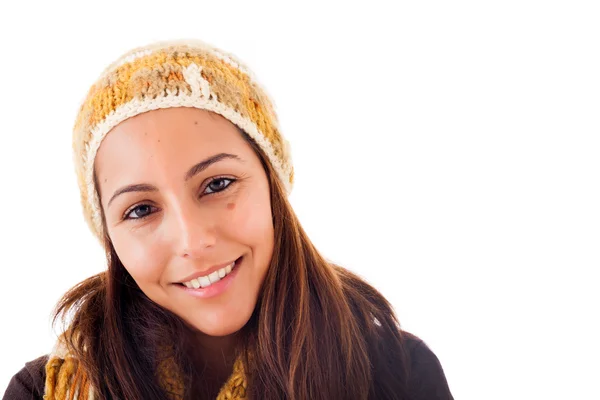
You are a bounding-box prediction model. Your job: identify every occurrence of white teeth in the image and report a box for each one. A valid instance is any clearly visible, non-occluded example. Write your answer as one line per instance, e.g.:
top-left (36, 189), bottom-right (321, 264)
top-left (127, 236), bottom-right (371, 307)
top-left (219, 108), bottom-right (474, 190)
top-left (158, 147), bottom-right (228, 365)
top-left (181, 260), bottom-right (237, 289)
top-left (208, 271), bottom-right (221, 284)
top-left (198, 276), bottom-right (211, 288)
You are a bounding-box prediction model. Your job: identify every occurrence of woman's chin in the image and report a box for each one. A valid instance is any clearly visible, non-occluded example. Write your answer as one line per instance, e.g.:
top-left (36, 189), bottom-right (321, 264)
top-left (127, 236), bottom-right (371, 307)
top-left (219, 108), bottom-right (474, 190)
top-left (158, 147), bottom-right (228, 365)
top-left (187, 312), bottom-right (252, 337)
top-left (196, 324), bottom-right (242, 337)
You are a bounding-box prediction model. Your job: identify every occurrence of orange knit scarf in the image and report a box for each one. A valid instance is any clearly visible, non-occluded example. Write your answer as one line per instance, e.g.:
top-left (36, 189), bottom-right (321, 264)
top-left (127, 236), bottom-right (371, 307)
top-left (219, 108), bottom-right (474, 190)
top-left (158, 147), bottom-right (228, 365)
top-left (43, 338), bottom-right (248, 400)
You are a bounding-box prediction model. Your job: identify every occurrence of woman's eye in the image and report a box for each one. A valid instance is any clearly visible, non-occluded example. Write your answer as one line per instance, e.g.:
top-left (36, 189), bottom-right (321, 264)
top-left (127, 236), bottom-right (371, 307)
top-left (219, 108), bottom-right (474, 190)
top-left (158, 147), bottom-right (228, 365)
top-left (125, 204), bottom-right (155, 220)
top-left (122, 179), bottom-right (233, 220)
top-left (204, 178), bottom-right (234, 194)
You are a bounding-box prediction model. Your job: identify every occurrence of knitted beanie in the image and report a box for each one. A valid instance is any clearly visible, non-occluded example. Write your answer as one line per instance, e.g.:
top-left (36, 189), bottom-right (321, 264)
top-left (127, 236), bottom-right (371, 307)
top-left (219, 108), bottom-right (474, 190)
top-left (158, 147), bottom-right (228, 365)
top-left (72, 39), bottom-right (294, 241)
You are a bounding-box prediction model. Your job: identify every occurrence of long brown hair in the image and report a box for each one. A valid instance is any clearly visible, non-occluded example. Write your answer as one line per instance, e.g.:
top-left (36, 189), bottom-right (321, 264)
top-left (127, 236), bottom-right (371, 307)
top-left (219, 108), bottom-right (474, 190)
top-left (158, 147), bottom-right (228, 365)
top-left (53, 129), bottom-right (413, 399)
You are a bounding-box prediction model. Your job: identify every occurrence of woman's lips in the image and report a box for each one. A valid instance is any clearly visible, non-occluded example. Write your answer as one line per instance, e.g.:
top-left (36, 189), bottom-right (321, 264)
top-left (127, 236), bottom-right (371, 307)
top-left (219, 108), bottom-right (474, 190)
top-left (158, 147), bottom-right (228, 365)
top-left (175, 257), bottom-right (242, 299)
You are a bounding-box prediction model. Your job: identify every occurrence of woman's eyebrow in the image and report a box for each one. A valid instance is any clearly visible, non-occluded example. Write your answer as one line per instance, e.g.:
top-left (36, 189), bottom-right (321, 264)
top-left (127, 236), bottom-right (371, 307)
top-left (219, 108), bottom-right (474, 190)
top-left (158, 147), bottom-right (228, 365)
top-left (184, 153), bottom-right (242, 181)
top-left (107, 153), bottom-right (242, 208)
top-left (108, 184), bottom-right (158, 208)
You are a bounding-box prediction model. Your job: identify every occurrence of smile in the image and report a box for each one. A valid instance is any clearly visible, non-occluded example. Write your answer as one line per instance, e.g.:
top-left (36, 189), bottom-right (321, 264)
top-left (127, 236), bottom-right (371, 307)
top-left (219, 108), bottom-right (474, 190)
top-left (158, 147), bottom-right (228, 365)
top-left (175, 257), bottom-right (243, 299)
top-left (181, 260), bottom-right (236, 289)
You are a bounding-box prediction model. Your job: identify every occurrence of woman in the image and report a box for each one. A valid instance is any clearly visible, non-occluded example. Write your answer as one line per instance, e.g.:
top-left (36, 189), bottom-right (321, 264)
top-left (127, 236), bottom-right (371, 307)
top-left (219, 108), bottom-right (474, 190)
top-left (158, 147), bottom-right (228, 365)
top-left (4, 40), bottom-right (453, 400)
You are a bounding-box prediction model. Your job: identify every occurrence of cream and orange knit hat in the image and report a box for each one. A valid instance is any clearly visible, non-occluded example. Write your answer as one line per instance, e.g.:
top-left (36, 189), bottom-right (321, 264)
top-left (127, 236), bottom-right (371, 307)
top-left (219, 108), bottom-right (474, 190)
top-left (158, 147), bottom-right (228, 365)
top-left (72, 39), bottom-right (294, 241)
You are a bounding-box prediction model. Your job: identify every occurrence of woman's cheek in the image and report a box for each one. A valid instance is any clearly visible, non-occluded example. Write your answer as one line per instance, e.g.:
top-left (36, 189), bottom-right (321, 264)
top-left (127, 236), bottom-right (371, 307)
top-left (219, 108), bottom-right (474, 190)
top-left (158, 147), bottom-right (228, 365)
top-left (225, 196), bottom-right (259, 236)
top-left (114, 232), bottom-right (166, 283)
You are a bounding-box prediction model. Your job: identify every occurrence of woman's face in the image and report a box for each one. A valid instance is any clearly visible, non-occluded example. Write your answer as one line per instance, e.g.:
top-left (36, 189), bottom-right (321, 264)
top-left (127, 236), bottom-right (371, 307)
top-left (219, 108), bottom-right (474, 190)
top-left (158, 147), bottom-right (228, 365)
top-left (95, 107), bottom-right (274, 337)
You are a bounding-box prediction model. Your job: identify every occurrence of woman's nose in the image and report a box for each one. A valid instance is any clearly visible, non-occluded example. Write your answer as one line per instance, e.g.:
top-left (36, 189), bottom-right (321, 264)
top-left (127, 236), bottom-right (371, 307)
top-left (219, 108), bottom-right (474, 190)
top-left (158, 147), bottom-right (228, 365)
top-left (167, 201), bottom-right (217, 259)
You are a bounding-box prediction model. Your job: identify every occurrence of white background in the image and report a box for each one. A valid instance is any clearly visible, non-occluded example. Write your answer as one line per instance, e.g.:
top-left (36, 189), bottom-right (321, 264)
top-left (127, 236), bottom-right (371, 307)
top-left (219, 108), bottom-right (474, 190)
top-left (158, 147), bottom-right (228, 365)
top-left (1, 1), bottom-right (598, 399)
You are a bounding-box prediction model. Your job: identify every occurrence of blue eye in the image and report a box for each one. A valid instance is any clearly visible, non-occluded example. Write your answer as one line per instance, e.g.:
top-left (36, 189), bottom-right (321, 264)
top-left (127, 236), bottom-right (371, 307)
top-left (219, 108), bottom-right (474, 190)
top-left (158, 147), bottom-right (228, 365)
top-left (204, 178), bottom-right (235, 194)
top-left (124, 204), bottom-right (156, 220)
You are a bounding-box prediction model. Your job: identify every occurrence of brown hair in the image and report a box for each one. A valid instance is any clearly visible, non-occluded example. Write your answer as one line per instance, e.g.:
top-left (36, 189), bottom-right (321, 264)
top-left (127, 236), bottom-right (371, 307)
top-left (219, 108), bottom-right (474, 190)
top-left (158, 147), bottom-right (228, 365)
top-left (53, 129), bottom-right (413, 399)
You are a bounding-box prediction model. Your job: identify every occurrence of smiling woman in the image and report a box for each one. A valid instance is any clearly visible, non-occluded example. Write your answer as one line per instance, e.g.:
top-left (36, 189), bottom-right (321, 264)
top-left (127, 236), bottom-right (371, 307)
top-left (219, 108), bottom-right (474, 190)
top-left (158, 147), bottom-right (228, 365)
top-left (4, 40), bottom-right (453, 400)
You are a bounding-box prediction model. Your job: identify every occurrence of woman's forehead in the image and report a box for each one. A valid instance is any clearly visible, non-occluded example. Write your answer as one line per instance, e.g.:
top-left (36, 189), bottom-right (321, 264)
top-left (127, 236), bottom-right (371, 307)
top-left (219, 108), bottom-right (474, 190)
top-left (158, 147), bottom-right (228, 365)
top-left (102, 108), bottom-right (239, 145)
top-left (94, 108), bottom-right (253, 186)
top-left (98, 109), bottom-right (246, 164)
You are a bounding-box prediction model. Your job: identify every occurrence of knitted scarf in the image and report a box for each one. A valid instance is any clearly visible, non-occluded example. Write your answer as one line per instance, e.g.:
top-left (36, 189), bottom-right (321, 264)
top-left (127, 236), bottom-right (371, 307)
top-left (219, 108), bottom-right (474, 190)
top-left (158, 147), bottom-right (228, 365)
top-left (43, 336), bottom-right (248, 399)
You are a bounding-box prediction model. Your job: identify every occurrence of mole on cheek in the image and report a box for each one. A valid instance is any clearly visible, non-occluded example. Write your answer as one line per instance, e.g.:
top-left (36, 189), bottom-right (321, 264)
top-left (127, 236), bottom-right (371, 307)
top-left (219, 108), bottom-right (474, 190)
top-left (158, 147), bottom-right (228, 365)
top-left (227, 202), bottom-right (235, 210)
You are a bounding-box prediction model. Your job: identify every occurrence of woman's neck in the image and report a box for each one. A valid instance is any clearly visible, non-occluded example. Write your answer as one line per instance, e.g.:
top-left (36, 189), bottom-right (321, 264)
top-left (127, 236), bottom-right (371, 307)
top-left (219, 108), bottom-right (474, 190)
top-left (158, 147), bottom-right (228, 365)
top-left (194, 331), bottom-right (240, 380)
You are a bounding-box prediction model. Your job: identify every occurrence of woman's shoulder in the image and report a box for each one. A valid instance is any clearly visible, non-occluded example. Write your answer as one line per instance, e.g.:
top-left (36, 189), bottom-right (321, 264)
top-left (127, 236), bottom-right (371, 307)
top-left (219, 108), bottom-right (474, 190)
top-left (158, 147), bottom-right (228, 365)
top-left (3, 354), bottom-right (49, 400)
top-left (401, 331), bottom-right (454, 400)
